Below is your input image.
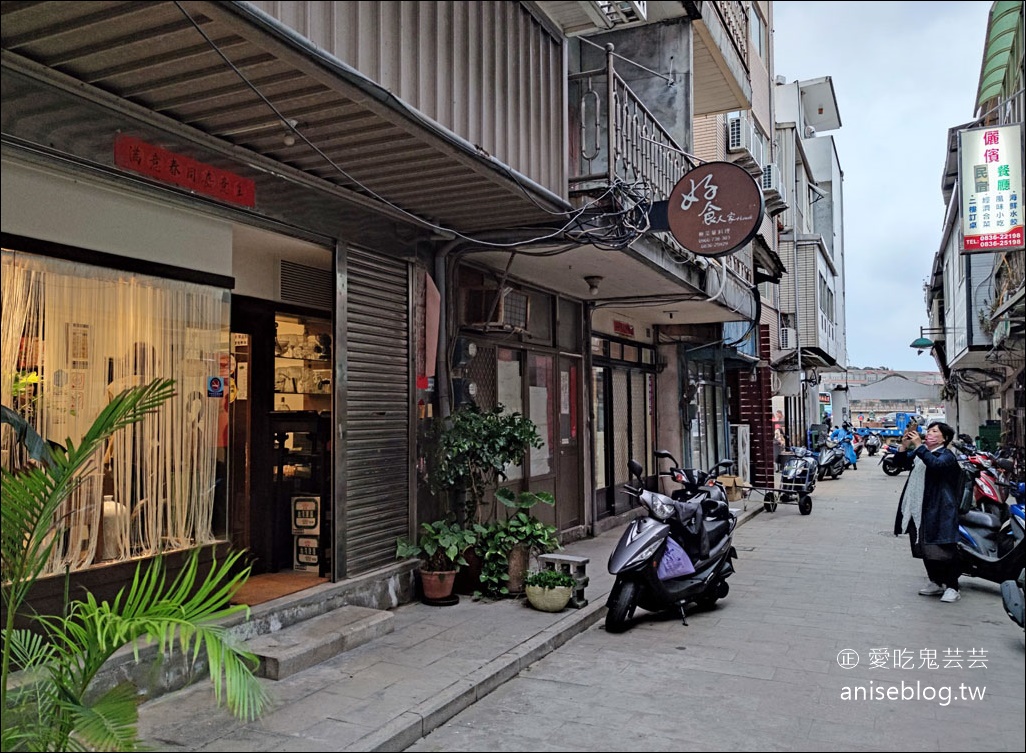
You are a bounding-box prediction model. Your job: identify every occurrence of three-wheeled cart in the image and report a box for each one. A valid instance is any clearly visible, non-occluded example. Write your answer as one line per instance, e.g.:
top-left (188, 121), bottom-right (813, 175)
top-left (743, 448), bottom-right (818, 515)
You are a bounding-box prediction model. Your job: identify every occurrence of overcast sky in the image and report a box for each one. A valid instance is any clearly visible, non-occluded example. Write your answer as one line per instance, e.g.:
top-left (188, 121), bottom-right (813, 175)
top-left (771, 1), bottom-right (993, 372)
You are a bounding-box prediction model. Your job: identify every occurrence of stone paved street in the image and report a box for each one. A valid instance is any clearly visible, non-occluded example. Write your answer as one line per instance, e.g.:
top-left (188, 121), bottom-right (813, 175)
top-left (407, 465), bottom-right (1026, 752)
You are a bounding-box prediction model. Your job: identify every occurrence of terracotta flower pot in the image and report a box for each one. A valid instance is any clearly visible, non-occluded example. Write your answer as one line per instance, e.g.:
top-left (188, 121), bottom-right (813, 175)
top-left (525, 584), bottom-right (571, 612)
top-left (420, 569), bottom-right (457, 601)
top-left (506, 544), bottom-right (529, 594)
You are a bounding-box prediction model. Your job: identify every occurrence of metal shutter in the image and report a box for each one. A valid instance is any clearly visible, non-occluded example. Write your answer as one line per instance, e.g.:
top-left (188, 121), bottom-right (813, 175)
top-left (343, 248), bottom-right (410, 575)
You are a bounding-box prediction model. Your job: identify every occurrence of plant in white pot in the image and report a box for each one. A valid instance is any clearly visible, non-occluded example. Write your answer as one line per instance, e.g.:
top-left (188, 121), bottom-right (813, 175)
top-left (523, 568), bottom-right (576, 612)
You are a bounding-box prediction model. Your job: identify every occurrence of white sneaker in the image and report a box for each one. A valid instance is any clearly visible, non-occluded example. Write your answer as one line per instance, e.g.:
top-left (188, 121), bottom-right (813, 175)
top-left (918, 581), bottom-right (945, 596)
top-left (940, 588), bottom-right (961, 603)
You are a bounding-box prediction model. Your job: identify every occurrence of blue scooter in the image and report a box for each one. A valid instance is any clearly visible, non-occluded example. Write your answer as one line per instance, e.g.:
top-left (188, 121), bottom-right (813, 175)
top-left (958, 476), bottom-right (1025, 586)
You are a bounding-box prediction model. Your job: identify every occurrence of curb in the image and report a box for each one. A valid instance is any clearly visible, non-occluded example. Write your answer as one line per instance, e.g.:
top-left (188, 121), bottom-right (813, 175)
top-left (350, 505), bottom-right (763, 751)
top-left (348, 599), bottom-right (609, 752)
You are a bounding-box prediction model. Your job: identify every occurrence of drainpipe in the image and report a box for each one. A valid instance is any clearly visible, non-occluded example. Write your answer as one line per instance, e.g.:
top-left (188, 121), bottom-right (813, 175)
top-left (432, 231), bottom-right (544, 420)
top-left (434, 239), bottom-right (462, 421)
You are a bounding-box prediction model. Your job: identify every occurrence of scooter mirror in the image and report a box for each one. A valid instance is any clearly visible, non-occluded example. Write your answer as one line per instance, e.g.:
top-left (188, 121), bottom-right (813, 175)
top-left (653, 449), bottom-right (679, 467)
top-left (627, 459), bottom-right (644, 481)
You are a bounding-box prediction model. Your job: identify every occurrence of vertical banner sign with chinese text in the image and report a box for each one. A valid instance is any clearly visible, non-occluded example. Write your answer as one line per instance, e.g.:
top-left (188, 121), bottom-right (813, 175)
top-left (958, 123), bottom-right (1023, 253)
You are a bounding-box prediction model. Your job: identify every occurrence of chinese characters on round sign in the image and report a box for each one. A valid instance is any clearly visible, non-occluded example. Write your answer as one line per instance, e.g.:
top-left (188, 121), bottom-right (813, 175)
top-left (666, 161), bottom-right (764, 258)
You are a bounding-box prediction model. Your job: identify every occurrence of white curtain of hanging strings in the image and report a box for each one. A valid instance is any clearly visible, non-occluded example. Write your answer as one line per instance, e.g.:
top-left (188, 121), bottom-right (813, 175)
top-left (1, 250), bottom-right (227, 575)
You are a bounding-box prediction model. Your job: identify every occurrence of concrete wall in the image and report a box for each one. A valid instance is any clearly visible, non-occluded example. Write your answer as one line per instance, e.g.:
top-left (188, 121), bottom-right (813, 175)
top-left (2, 157), bottom-right (232, 275)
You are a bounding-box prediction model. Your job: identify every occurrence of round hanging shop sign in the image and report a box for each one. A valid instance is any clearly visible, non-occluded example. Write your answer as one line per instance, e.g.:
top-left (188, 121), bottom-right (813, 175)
top-left (666, 161), bottom-right (765, 258)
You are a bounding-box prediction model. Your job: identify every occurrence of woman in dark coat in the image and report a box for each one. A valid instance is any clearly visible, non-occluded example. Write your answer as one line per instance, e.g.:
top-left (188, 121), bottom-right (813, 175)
top-left (892, 421), bottom-right (963, 602)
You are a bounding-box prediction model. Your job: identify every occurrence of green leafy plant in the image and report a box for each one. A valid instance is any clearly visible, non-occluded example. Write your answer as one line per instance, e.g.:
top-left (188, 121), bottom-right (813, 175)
top-left (472, 489), bottom-right (560, 600)
top-left (524, 569), bottom-right (575, 589)
top-left (395, 519), bottom-right (478, 572)
top-left (495, 488), bottom-right (559, 553)
top-left (473, 520), bottom-right (515, 599)
top-left (1, 378), bottom-right (267, 752)
top-left (426, 405), bottom-right (542, 524)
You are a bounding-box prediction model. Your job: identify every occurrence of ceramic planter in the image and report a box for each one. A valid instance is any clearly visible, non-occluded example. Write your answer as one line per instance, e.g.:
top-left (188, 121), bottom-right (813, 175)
top-left (525, 584), bottom-right (571, 612)
top-left (420, 569), bottom-right (457, 601)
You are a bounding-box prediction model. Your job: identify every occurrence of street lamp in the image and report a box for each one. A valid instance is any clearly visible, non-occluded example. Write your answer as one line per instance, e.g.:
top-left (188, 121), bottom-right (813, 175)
top-left (909, 327), bottom-right (944, 355)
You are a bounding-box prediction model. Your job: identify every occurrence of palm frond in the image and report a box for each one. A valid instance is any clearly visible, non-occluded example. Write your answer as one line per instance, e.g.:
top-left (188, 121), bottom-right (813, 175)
top-left (36, 548), bottom-right (267, 724)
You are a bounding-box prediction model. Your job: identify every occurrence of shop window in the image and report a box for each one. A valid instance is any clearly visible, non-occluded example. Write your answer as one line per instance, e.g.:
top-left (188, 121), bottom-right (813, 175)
top-left (1, 250), bottom-right (229, 575)
top-left (557, 298), bottom-right (581, 351)
top-left (528, 353), bottom-right (554, 477)
top-left (497, 348), bottom-right (524, 482)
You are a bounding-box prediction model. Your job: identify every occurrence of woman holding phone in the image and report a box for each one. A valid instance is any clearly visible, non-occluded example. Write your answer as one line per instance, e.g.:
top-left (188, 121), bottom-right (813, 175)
top-left (892, 421), bottom-right (963, 603)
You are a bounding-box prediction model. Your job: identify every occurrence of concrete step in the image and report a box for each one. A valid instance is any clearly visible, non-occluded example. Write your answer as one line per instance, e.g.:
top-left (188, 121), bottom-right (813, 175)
top-left (244, 605), bottom-right (394, 680)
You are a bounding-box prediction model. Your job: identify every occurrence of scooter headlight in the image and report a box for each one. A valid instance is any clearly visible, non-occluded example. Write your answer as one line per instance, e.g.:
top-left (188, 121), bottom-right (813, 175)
top-left (643, 491), bottom-right (676, 521)
top-left (637, 539), bottom-right (664, 561)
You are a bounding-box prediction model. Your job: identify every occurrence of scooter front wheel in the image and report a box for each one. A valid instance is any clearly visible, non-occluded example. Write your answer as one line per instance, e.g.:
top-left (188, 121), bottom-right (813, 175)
top-left (882, 460), bottom-right (902, 477)
top-left (605, 578), bottom-right (640, 633)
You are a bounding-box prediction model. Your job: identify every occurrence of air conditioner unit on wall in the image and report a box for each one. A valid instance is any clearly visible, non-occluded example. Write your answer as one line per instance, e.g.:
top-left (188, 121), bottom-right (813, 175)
top-left (728, 116), bottom-right (748, 152)
top-left (462, 287), bottom-right (529, 330)
top-left (762, 164), bottom-right (780, 193)
top-left (780, 327), bottom-right (797, 350)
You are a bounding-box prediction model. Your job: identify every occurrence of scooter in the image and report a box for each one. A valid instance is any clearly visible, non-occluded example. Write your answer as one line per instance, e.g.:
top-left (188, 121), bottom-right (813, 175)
top-left (863, 432), bottom-right (883, 457)
top-left (605, 455), bottom-right (738, 634)
top-left (1000, 566), bottom-right (1025, 631)
top-left (957, 493), bottom-right (1025, 586)
top-left (880, 444), bottom-right (907, 476)
top-left (816, 440), bottom-right (847, 480)
top-left (831, 423), bottom-right (860, 468)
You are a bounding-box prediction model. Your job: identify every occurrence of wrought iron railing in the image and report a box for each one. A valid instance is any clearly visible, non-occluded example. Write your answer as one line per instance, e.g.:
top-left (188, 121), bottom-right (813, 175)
top-left (569, 46), bottom-right (687, 201)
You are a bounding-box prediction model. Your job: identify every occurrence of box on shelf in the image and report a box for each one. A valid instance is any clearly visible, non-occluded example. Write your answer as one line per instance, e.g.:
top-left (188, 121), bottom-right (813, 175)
top-left (294, 535), bottom-right (320, 572)
top-left (292, 495), bottom-right (320, 535)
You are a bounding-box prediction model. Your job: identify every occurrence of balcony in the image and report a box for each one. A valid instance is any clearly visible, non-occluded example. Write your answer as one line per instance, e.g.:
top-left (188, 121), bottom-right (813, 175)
top-left (569, 50), bottom-right (688, 203)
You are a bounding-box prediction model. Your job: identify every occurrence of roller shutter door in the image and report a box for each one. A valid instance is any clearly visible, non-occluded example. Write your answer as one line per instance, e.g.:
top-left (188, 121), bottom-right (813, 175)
top-left (343, 248), bottom-right (410, 575)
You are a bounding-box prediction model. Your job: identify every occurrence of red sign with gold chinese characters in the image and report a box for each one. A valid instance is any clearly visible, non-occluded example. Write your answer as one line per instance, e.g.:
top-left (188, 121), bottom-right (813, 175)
top-left (114, 135), bottom-right (255, 207)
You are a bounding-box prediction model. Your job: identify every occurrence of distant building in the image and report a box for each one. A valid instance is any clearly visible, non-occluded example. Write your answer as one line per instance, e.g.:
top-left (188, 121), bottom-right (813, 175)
top-left (820, 368), bottom-right (945, 389)
top-left (842, 375), bottom-right (944, 426)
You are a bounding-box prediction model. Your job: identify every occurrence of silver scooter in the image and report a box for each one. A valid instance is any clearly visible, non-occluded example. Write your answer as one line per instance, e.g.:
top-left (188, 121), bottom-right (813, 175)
top-left (605, 455), bottom-right (738, 634)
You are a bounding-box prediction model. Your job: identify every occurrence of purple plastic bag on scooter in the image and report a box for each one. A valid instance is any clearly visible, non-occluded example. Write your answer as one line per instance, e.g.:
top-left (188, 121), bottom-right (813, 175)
top-left (656, 538), bottom-right (695, 580)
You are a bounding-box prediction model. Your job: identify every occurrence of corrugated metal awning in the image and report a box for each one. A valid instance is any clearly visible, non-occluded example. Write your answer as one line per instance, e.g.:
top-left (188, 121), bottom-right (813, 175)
top-left (975, 1), bottom-right (1023, 112)
top-left (0, 1), bottom-right (570, 234)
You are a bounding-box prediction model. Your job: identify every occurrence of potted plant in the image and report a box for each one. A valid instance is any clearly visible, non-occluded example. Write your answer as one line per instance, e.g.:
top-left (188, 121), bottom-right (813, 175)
top-left (395, 519), bottom-right (478, 602)
top-left (523, 568), bottom-right (576, 612)
top-left (495, 488), bottom-right (560, 593)
top-left (424, 404), bottom-right (543, 595)
top-left (426, 404), bottom-right (543, 525)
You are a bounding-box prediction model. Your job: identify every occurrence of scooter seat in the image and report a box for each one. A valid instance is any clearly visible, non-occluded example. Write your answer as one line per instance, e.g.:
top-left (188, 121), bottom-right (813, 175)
top-left (962, 509), bottom-right (1002, 530)
top-left (705, 518), bottom-right (730, 544)
top-left (702, 497), bottom-right (731, 519)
